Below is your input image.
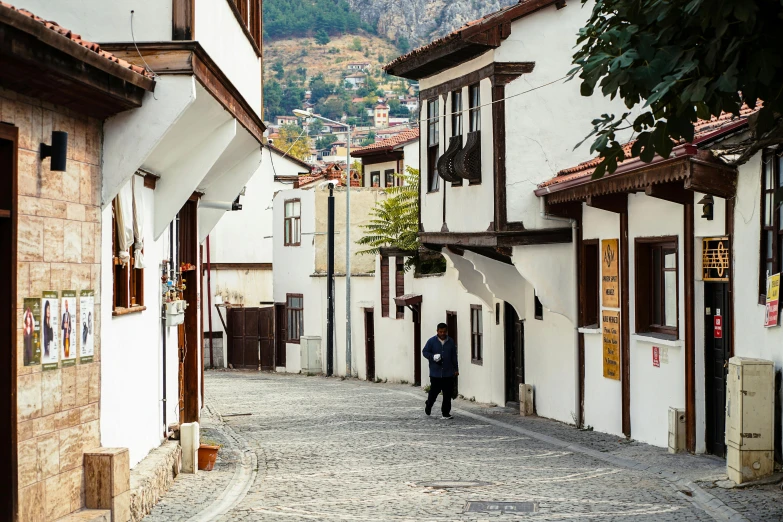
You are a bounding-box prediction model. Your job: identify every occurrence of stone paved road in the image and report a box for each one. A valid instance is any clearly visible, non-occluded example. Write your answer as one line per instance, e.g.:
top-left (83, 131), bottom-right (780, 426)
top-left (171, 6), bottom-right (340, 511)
top-left (145, 371), bottom-right (783, 521)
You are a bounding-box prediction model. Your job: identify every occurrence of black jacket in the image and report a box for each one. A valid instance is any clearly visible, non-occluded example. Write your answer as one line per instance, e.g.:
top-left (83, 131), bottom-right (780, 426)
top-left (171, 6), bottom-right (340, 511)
top-left (422, 335), bottom-right (458, 378)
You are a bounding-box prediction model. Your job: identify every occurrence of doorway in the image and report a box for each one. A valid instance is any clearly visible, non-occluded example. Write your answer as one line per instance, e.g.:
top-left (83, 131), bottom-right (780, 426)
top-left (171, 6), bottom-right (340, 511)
top-left (364, 309), bottom-right (375, 381)
top-left (259, 307), bottom-right (274, 371)
top-left (274, 303), bottom-right (286, 368)
top-left (504, 302), bottom-right (524, 404)
top-left (446, 311), bottom-right (458, 395)
top-left (0, 124), bottom-right (17, 521)
top-left (228, 307), bottom-right (260, 369)
top-left (178, 200), bottom-right (200, 423)
top-left (704, 282), bottom-right (731, 457)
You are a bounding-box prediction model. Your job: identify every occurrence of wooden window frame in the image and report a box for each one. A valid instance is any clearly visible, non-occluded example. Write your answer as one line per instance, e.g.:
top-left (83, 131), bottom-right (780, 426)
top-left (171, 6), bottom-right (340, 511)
top-left (451, 90), bottom-right (464, 187)
top-left (371, 171), bottom-right (381, 187)
top-left (534, 294), bottom-right (543, 320)
top-left (427, 98), bottom-right (440, 193)
top-left (395, 258), bottom-right (405, 319)
top-left (380, 256), bottom-right (390, 317)
top-left (284, 198), bottom-right (301, 247)
top-left (285, 293), bottom-right (303, 343)
top-left (582, 239), bottom-right (600, 327)
top-left (385, 169), bottom-right (395, 188)
top-left (225, 0), bottom-right (263, 56)
top-left (759, 149), bottom-right (783, 303)
top-left (635, 236), bottom-right (679, 337)
top-left (468, 83), bottom-right (481, 133)
top-left (471, 304), bottom-right (483, 364)
top-left (112, 200), bottom-right (145, 316)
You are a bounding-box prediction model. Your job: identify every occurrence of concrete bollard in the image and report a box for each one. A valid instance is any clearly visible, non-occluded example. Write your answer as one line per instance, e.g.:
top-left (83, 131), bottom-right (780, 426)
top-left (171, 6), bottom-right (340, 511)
top-left (520, 384), bottom-right (534, 416)
top-left (180, 422), bottom-right (200, 474)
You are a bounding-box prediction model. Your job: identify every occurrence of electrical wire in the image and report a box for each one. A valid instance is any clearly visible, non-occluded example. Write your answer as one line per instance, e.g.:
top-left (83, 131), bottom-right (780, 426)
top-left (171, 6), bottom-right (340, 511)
top-left (130, 10), bottom-right (160, 100)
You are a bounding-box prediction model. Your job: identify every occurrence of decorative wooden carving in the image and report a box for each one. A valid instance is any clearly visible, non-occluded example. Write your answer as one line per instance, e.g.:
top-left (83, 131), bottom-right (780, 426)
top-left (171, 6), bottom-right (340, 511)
top-left (455, 130), bottom-right (482, 182)
top-left (438, 136), bottom-right (463, 182)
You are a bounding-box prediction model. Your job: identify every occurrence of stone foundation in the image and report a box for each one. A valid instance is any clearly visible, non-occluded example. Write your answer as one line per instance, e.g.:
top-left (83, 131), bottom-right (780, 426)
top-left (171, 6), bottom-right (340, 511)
top-left (128, 441), bottom-right (181, 522)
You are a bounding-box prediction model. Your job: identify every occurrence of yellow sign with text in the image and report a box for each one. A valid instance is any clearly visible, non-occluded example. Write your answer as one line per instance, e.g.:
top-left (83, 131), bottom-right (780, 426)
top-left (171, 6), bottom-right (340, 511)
top-left (602, 239), bottom-right (620, 308)
top-left (602, 310), bottom-right (621, 380)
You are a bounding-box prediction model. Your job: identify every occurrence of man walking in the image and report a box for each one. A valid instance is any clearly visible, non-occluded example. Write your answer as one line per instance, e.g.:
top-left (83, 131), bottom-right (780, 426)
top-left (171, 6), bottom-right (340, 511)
top-left (422, 323), bottom-right (459, 419)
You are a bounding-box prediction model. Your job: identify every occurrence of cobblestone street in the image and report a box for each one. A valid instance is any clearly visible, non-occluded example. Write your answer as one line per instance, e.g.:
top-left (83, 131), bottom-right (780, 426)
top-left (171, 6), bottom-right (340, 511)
top-left (144, 372), bottom-right (782, 521)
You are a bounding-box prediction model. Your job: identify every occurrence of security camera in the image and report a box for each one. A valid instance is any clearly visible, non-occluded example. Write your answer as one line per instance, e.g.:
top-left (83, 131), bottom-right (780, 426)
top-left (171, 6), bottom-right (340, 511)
top-left (232, 195), bottom-right (242, 211)
top-left (267, 139), bottom-right (274, 145)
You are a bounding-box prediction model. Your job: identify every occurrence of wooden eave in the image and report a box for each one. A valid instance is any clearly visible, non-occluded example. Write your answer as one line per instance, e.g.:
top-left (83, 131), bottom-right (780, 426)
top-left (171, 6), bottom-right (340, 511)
top-left (394, 294), bottom-right (422, 306)
top-left (101, 41), bottom-right (266, 143)
top-left (535, 147), bottom-right (738, 205)
top-left (0, 7), bottom-right (154, 118)
top-left (385, 0), bottom-right (560, 80)
top-left (420, 228), bottom-right (572, 248)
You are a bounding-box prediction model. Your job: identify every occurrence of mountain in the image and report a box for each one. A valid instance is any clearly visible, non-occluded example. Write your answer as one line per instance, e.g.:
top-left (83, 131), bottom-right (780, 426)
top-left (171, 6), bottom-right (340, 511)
top-left (346, 0), bottom-right (520, 48)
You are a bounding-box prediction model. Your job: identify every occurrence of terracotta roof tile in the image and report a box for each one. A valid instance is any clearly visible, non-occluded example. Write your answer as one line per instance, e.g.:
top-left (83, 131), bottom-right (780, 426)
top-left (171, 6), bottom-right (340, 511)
top-left (1, 2), bottom-right (153, 79)
top-left (351, 128), bottom-right (419, 156)
top-left (538, 106), bottom-right (760, 189)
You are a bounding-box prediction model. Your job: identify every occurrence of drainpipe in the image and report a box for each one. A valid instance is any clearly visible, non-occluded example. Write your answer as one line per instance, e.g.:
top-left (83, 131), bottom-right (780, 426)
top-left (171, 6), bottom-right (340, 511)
top-left (206, 235), bottom-right (214, 369)
top-left (539, 196), bottom-right (581, 425)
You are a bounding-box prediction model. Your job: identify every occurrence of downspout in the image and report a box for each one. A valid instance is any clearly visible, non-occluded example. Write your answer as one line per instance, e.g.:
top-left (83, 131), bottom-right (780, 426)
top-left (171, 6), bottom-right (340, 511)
top-left (206, 235), bottom-right (214, 369)
top-left (539, 196), bottom-right (581, 425)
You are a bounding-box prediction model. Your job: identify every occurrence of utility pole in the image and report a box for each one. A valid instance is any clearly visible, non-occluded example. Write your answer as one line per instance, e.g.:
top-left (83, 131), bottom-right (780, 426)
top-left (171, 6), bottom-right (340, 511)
top-left (326, 183), bottom-right (335, 376)
top-left (345, 125), bottom-right (352, 377)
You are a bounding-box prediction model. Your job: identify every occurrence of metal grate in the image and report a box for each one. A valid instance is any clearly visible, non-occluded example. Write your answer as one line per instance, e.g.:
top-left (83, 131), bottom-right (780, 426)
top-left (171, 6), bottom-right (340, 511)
top-left (465, 501), bottom-right (538, 513)
top-left (418, 480), bottom-right (492, 489)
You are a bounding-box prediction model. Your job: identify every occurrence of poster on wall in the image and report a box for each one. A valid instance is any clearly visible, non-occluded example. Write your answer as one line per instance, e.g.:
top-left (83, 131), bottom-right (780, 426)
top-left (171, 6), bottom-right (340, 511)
top-left (602, 310), bottom-right (621, 380)
top-left (601, 239), bottom-right (620, 308)
top-left (60, 290), bottom-right (77, 367)
top-left (22, 298), bottom-right (41, 366)
top-left (41, 291), bottom-right (60, 371)
top-left (764, 273), bottom-right (780, 328)
top-left (80, 290), bottom-right (95, 363)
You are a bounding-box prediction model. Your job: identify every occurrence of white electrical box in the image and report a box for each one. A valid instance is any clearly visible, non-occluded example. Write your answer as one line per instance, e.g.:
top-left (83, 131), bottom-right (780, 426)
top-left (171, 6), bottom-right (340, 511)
top-left (300, 336), bottom-right (322, 374)
top-left (165, 300), bottom-right (186, 327)
top-left (668, 407), bottom-right (686, 454)
top-left (726, 357), bottom-right (774, 484)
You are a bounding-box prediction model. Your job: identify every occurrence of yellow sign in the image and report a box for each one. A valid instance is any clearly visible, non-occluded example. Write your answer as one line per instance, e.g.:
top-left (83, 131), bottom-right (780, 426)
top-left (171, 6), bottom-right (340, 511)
top-left (702, 237), bottom-right (730, 282)
top-left (601, 239), bottom-right (620, 308)
top-left (602, 310), bottom-right (621, 380)
top-left (765, 273), bottom-right (780, 328)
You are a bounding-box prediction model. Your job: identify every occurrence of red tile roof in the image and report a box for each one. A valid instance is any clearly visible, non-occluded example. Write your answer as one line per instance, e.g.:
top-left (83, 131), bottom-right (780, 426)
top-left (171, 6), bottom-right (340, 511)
top-left (538, 106), bottom-right (759, 189)
top-left (351, 128), bottom-right (420, 157)
top-left (297, 163), bottom-right (360, 188)
top-left (0, 2), bottom-right (153, 79)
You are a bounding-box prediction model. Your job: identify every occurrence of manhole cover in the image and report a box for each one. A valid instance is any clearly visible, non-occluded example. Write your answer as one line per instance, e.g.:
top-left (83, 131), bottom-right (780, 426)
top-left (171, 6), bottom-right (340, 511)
top-left (418, 480), bottom-right (493, 488)
top-left (465, 501), bottom-right (538, 513)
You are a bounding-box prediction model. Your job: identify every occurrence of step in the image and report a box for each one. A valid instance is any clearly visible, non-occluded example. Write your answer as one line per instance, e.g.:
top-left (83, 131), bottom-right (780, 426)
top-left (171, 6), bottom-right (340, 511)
top-left (55, 508), bottom-right (112, 522)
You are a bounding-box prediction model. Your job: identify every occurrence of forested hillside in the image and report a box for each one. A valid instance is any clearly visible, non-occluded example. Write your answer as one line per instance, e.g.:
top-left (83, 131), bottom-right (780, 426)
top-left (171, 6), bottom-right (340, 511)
top-left (263, 0), bottom-right (373, 40)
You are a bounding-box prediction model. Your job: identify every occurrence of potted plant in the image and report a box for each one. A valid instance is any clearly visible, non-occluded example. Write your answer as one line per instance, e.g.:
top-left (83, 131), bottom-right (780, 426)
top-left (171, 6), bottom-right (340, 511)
top-left (197, 443), bottom-right (220, 471)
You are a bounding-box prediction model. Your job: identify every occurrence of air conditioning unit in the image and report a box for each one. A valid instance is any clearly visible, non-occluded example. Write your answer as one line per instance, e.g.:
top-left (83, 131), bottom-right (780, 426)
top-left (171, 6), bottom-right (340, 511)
top-left (300, 336), bottom-right (322, 374)
top-left (726, 357), bottom-right (774, 484)
top-left (668, 407), bottom-right (686, 453)
top-left (519, 384), bottom-right (534, 416)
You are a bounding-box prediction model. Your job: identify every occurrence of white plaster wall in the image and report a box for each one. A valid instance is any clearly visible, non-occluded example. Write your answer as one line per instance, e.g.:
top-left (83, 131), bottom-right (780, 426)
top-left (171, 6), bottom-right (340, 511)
top-left (195, 0), bottom-right (262, 115)
top-left (581, 205), bottom-right (623, 436)
top-left (18, 0), bottom-right (171, 42)
top-left (403, 141), bottom-right (420, 172)
top-left (371, 256), bottom-right (415, 381)
top-left (362, 160), bottom-right (398, 187)
top-left (100, 181), bottom-right (180, 467)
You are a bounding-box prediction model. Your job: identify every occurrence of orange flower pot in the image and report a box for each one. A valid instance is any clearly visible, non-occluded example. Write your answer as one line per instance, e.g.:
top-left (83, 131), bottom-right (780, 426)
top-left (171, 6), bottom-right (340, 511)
top-left (197, 444), bottom-right (219, 471)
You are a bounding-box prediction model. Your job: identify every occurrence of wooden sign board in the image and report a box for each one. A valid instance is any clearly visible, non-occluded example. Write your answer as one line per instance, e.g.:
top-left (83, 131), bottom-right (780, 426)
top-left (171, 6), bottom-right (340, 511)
top-left (602, 310), bottom-right (621, 380)
top-left (601, 239), bottom-right (619, 308)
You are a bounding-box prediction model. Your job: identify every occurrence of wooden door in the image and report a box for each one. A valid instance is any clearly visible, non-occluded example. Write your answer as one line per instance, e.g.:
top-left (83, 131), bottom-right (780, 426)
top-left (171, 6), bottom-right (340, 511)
top-left (704, 282), bottom-right (731, 457)
top-left (413, 304), bottom-right (421, 386)
top-left (365, 309), bottom-right (375, 381)
top-left (229, 307), bottom-right (260, 369)
top-left (446, 312), bottom-right (458, 347)
top-left (504, 303), bottom-right (525, 404)
top-left (259, 307), bottom-right (274, 371)
top-left (275, 303), bottom-right (286, 368)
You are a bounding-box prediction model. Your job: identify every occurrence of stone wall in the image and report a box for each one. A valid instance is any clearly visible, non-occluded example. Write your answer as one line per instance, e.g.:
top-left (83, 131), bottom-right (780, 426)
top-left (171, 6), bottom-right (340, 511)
top-left (3, 86), bottom-right (104, 521)
top-left (128, 441), bottom-right (181, 522)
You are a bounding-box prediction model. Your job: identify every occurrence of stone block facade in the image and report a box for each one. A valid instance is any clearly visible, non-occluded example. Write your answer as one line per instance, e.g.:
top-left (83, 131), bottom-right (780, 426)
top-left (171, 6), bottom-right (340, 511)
top-left (3, 86), bottom-right (104, 522)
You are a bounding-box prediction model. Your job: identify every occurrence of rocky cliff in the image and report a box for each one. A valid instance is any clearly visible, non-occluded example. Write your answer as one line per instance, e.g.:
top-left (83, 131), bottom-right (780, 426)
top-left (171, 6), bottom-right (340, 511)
top-left (346, 0), bottom-right (519, 47)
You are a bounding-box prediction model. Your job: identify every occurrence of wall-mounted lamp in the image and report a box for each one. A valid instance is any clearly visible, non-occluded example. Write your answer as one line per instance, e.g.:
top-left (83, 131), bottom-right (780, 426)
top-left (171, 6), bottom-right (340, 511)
top-left (40, 131), bottom-right (68, 172)
top-left (698, 194), bottom-right (714, 221)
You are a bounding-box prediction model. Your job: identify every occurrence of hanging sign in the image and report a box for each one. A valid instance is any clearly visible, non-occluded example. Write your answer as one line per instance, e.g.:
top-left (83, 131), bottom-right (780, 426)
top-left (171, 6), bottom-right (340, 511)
top-left (60, 291), bottom-right (77, 367)
top-left (764, 273), bottom-right (780, 328)
top-left (714, 312), bottom-right (723, 339)
top-left (652, 346), bottom-right (660, 368)
top-left (702, 237), bottom-right (730, 282)
top-left (602, 310), bottom-right (621, 380)
top-left (602, 239), bottom-right (620, 308)
top-left (41, 291), bottom-right (60, 371)
top-left (80, 290), bottom-right (95, 363)
top-left (22, 298), bottom-right (41, 366)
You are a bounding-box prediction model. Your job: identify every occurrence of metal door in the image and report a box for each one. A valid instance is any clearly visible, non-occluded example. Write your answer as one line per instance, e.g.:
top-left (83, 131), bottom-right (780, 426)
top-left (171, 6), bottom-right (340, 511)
top-left (704, 282), bottom-right (731, 457)
top-left (365, 309), bottom-right (375, 381)
top-left (505, 303), bottom-right (525, 403)
top-left (229, 307), bottom-right (260, 369)
top-left (259, 307), bottom-right (274, 371)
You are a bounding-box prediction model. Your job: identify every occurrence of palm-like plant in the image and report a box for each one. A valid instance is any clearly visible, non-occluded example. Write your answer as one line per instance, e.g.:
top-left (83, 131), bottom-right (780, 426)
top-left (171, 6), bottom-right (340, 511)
top-left (357, 167), bottom-right (419, 260)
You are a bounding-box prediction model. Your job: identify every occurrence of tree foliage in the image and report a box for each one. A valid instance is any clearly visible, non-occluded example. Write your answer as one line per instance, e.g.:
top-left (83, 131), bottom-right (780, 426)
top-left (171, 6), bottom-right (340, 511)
top-left (315, 29), bottom-right (331, 46)
top-left (263, 0), bottom-right (372, 40)
top-left (315, 134), bottom-right (338, 150)
top-left (571, 0), bottom-right (783, 178)
top-left (357, 167), bottom-right (420, 259)
top-left (275, 125), bottom-right (310, 161)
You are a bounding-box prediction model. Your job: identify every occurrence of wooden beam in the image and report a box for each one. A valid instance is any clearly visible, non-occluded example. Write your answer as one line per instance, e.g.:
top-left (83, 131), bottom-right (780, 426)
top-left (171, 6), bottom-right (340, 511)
top-left (202, 262), bottom-right (273, 273)
top-left (419, 62), bottom-right (535, 100)
top-left (493, 83), bottom-right (508, 231)
top-left (620, 210), bottom-right (631, 437)
top-left (420, 228), bottom-right (572, 248)
top-left (172, 0), bottom-right (195, 40)
top-left (684, 196), bottom-right (696, 452)
top-left (587, 193), bottom-right (627, 214)
top-left (726, 198), bottom-right (735, 358)
top-left (496, 228), bottom-right (572, 247)
top-left (545, 201), bottom-right (581, 220)
top-left (685, 159), bottom-right (737, 199)
top-left (644, 182), bottom-right (692, 205)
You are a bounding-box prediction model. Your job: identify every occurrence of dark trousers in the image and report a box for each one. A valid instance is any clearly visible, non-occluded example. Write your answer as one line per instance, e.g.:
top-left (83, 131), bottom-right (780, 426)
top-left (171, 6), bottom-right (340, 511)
top-left (426, 376), bottom-right (454, 416)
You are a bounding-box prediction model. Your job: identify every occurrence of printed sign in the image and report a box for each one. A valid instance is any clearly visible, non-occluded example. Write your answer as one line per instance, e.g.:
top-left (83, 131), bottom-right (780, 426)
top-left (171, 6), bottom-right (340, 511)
top-left (764, 273), bottom-right (780, 328)
top-left (602, 310), bottom-right (621, 380)
top-left (60, 291), bottom-right (77, 367)
top-left (660, 346), bottom-right (669, 364)
top-left (22, 298), bottom-right (41, 366)
top-left (653, 346), bottom-right (660, 368)
top-left (601, 239), bottom-right (620, 308)
top-left (41, 291), bottom-right (59, 371)
top-left (714, 314), bottom-right (723, 339)
top-left (79, 290), bottom-right (95, 363)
